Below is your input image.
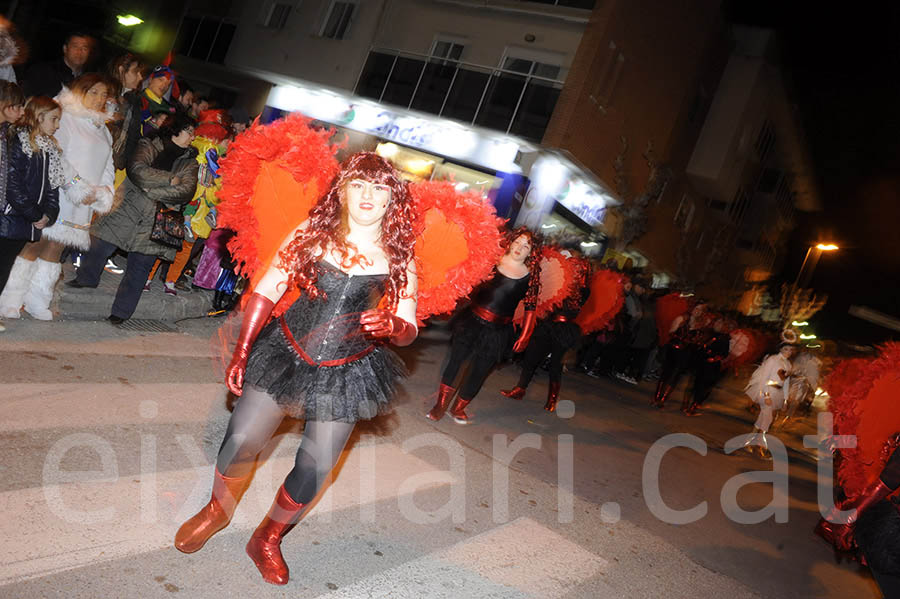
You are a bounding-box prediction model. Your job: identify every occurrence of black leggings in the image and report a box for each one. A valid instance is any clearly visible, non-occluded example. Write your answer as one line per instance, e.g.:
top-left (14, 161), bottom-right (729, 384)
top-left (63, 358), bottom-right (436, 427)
top-left (659, 344), bottom-right (692, 388)
top-left (216, 386), bottom-right (355, 505)
top-left (441, 339), bottom-right (497, 400)
top-left (517, 323), bottom-right (564, 387)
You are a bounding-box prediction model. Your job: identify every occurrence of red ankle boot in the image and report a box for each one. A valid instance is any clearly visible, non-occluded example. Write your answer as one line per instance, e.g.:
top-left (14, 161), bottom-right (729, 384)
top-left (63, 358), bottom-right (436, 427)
top-left (426, 383), bottom-right (456, 421)
top-left (246, 485), bottom-right (305, 585)
top-left (500, 386), bottom-right (527, 400)
top-left (448, 397), bottom-right (472, 424)
top-left (544, 381), bottom-right (561, 412)
top-left (175, 468), bottom-right (249, 553)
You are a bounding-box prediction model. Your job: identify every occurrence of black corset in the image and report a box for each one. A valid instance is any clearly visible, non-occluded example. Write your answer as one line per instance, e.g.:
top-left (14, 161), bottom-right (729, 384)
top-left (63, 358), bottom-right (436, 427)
top-left (279, 261), bottom-right (388, 366)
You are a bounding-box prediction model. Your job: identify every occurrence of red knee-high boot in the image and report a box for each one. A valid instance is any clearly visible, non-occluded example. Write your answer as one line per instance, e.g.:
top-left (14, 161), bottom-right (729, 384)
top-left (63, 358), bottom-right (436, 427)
top-left (246, 485), bottom-right (305, 585)
top-left (544, 381), bottom-right (561, 412)
top-left (175, 468), bottom-right (250, 553)
top-left (426, 383), bottom-right (456, 421)
top-left (448, 397), bottom-right (472, 424)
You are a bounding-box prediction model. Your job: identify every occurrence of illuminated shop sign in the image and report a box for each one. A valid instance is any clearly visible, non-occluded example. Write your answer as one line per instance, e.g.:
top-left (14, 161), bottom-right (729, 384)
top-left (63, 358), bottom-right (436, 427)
top-left (517, 155), bottom-right (616, 229)
top-left (266, 84), bottom-right (525, 173)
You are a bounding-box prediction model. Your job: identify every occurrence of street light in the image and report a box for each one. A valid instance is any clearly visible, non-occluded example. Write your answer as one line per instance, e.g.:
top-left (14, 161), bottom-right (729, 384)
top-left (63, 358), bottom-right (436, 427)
top-left (794, 242), bottom-right (839, 289)
top-left (116, 14), bottom-right (143, 26)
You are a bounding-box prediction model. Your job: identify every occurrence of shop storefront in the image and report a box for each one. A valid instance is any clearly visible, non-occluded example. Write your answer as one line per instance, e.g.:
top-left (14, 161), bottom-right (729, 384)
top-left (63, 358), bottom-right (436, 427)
top-left (260, 81), bottom-right (619, 252)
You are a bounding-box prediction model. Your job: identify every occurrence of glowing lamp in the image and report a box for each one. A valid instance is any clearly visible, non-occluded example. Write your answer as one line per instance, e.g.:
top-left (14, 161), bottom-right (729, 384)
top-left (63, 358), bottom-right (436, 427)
top-left (791, 321), bottom-right (809, 327)
top-left (816, 243), bottom-right (839, 251)
top-left (117, 14), bottom-right (144, 26)
top-left (799, 333), bottom-right (817, 340)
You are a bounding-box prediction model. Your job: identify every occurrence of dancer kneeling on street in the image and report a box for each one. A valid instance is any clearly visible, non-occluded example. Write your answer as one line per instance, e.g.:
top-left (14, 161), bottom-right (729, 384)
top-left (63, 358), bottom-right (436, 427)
top-left (174, 152), bottom-right (418, 586)
top-left (427, 227), bottom-right (541, 424)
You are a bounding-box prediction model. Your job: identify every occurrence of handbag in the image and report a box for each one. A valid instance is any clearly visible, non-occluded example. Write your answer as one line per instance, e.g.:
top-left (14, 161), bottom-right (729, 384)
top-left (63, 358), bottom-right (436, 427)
top-left (149, 202), bottom-right (185, 248)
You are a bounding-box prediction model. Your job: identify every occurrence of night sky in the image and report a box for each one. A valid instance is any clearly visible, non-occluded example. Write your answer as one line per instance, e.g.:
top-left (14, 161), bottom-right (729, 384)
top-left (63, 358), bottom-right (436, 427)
top-left (725, 1), bottom-right (900, 343)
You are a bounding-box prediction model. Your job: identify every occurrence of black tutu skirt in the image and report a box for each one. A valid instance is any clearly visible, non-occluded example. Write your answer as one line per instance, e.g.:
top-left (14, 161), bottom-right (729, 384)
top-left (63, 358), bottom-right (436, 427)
top-left (244, 323), bottom-right (408, 422)
top-left (451, 312), bottom-right (515, 364)
top-left (548, 320), bottom-right (582, 351)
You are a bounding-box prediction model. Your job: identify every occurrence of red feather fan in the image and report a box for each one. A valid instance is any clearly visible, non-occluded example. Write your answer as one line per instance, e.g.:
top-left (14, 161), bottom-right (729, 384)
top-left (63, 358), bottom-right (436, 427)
top-left (512, 246), bottom-right (580, 323)
top-left (655, 293), bottom-right (690, 346)
top-left (827, 343), bottom-right (900, 498)
top-left (574, 269), bottom-right (626, 334)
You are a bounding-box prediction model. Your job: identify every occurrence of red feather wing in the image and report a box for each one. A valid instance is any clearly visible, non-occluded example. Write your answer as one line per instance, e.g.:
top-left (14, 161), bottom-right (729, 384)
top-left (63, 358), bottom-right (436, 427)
top-left (217, 114), bottom-right (340, 316)
top-left (409, 180), bottom-right (505, 321)
top-left (574, 269), bottom-right (626, 334)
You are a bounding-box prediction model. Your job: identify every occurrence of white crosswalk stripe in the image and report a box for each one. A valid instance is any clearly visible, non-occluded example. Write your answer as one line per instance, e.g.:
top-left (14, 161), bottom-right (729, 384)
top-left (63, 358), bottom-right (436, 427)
top-left (312, 517), bottom-right (610, 599)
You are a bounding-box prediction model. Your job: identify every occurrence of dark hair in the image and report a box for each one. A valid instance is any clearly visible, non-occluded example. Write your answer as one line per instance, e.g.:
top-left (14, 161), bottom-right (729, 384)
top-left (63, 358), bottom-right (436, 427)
top-left (0, 80), bottom-right (24, 111)
top-left (155, 112), bottom-right (196, 139)
top-left (64, 31), bottom-right (95, 46)
top-left (106, 53), bottom-right (146, 93)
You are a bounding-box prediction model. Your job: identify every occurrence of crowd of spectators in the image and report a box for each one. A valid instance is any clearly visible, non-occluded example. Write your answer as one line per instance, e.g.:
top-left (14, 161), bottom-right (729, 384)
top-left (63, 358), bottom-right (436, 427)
top-left (0, 29), bottom-right (252, 330)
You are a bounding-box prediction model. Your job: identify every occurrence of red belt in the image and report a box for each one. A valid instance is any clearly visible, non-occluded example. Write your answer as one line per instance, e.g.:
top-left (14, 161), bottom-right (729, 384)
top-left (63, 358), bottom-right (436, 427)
top-left (280, 317), bottom-right (375, 367)
top-left (471, 304), bottom-right (512, 325)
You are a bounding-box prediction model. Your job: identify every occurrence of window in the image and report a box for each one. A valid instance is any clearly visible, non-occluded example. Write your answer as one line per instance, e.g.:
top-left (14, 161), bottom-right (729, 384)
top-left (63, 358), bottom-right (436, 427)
top-left (431, 40), bottom-right (464, 62)
top-left (262, 2), bottom-right (293, 29)
top-left (175, 16), bottom-right (237, 64)
top-left (502, 56), bottom-right (560, 80)
top-left (320, 1), bottom-right (356, 40)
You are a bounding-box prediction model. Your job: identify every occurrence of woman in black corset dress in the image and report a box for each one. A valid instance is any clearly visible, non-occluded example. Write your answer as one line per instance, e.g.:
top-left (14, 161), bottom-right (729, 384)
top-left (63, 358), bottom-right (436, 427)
top-left (501, 256), bottom-right (589, 412)
top-left (174, 152), bottom-right (418, 586)
top-left (427, 227), bottom-right (541, 424)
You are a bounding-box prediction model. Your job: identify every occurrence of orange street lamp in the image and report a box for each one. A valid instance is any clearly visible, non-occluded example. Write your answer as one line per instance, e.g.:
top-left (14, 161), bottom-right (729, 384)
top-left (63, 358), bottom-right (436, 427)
top-left (794, 242), bottom-right (839, 289)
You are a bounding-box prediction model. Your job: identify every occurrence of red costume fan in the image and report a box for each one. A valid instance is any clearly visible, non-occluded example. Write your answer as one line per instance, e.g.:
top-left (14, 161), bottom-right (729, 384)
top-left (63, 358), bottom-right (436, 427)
top-left (826, 344), bottom-right (900, 497)
top-left (655, 292), bottom-right (691, 345)
top-left (217, 113), bottom-right (504, 320)
top-left (512, 246), bottom-right (581, 323)
top-left (574, 268), bottom-right (626, 334)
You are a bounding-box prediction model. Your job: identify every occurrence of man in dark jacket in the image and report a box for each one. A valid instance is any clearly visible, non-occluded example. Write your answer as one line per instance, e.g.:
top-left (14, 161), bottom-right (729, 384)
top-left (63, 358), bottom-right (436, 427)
top-left (23, 32), bottom-right (96, 98)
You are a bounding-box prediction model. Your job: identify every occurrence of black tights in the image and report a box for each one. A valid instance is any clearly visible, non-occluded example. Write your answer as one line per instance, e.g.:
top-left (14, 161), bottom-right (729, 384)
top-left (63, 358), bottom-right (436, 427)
top-left (517, 324), bottom-right (563, 387)
top-left (441, 338), bottom-right (497, 400)
top-left (216, 386), bottom-right (355, 505)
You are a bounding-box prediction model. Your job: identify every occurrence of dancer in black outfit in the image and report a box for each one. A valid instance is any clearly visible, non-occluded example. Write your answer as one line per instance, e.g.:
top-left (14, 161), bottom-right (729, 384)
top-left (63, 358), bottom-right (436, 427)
top-left (427, 227), bottom-right (541, 424)
top-left (501, 257), bottom-right (589, 412)
top-left (174, 153), bottom-right (418, 586)
top-left (681, 325), bottom-right (730, 415)
top-left (652, 303), bottom-right (708, 408)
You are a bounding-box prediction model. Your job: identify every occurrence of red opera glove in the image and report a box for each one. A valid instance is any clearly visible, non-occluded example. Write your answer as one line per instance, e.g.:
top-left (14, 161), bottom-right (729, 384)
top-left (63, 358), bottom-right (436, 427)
top-left (513, 310), bottom-right (537, 353)
top-left (226, 293), bottom-right (275, 396)
top-left (815, 478), bottom-right (894, 552)
top-left (360, 309), bottom-right (417, 346)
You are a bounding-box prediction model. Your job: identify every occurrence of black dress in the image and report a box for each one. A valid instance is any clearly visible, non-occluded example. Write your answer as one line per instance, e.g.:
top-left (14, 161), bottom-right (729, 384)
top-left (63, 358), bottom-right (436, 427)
top-left (244, 261), bottom-right (407, 422)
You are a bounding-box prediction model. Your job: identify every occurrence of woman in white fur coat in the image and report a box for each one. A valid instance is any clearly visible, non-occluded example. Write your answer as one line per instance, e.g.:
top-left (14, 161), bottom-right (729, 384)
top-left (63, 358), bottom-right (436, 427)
top-left (0, 74), bottom-right (114, 320)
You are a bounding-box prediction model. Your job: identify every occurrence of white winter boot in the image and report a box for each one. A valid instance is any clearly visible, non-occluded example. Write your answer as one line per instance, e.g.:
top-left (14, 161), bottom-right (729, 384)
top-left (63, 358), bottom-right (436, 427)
top-left (23, 258), bottom-right (61, 321)
top-left (0, 256), bottom-right (38, 318)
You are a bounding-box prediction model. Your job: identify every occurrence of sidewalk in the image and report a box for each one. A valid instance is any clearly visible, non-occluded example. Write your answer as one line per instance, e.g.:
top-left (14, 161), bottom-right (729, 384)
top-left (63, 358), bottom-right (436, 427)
top-left (55, 261), bottom-right (216, 322)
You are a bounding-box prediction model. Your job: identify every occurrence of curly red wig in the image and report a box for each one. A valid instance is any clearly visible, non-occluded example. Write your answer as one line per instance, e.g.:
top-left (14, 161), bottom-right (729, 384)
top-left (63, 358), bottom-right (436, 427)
top-left (503, 226), bottom-right (542, 311)
top-left (278, 152), bottom-right (416, 310)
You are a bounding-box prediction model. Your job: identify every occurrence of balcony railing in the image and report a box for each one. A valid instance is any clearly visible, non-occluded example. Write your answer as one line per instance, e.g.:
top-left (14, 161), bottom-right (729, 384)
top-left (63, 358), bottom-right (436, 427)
top-left (355, 48), bottom-right (564, 142)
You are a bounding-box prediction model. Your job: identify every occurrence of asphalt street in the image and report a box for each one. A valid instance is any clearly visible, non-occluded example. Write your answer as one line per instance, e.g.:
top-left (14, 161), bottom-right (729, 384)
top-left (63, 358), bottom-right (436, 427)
top-left (0, 317), bottom-right (881, 598)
